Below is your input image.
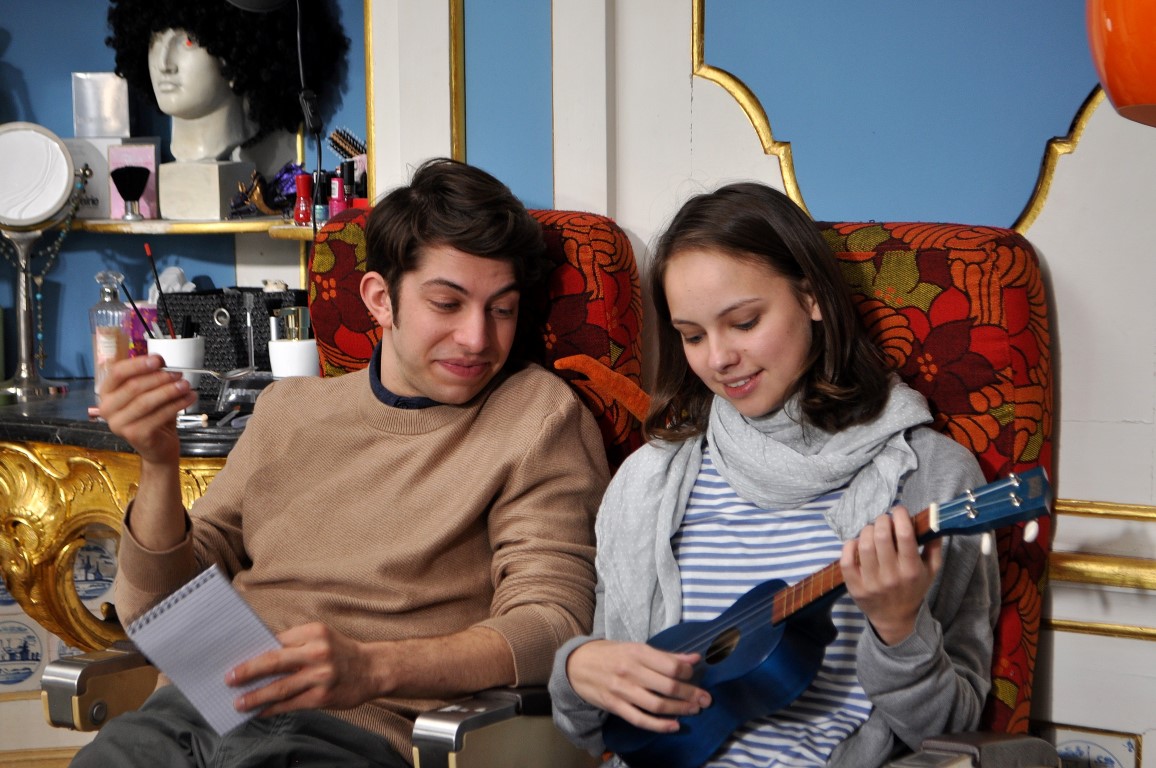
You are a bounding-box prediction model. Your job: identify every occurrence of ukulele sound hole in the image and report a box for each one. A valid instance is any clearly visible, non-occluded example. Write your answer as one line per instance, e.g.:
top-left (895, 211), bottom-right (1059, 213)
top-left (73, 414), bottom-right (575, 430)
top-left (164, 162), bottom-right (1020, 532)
top-left (705, 627), bottom-right (741, 665)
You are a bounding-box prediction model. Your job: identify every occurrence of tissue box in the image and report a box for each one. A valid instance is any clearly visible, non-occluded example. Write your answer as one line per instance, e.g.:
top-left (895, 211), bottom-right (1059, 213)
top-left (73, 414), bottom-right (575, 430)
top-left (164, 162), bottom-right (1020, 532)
top-left (72, 73), bottom-right (130, 138)
top-left (108, 142), bottom-right (160, 219)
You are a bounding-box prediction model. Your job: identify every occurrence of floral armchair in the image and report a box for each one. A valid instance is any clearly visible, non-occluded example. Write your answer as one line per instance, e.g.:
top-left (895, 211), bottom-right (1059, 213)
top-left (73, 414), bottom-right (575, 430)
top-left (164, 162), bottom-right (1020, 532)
top-left (40, 215), bottom-right (1053, 767)
top-left (820, 221), bottom-right (1052, 736)
top-left (525, 221), bottom-right (1054, 765)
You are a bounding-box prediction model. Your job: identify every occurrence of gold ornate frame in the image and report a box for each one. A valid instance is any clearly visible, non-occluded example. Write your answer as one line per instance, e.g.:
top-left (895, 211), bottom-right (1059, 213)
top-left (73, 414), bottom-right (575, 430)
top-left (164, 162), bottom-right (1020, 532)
top-left (1013, 88), bottom-right (1103, 233)
top-left (1046, 499), bottom-right (1156, 642)
top-left (0, 442), bottom-right (222, 651)
top-left (690, 0), bottom-right (1099, 233)
top-left (691, 0), bottom-right (808, 214)
top-left (362, 0), bottom-right (465, 201)
top-left (450, 0), bottom-right (466, 163)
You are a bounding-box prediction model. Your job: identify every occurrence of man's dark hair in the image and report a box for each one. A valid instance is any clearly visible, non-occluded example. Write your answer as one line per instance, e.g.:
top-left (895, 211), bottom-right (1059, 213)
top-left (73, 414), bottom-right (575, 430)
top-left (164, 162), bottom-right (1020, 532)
top-left (365, 158), bottom-right (548, 361)
top-left (106, 0), bottom-right (348, 143)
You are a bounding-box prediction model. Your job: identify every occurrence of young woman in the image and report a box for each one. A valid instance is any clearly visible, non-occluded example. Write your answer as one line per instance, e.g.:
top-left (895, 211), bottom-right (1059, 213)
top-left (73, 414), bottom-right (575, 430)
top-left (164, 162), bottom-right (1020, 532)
top-left (549, 183), bottom-right (1000, 768)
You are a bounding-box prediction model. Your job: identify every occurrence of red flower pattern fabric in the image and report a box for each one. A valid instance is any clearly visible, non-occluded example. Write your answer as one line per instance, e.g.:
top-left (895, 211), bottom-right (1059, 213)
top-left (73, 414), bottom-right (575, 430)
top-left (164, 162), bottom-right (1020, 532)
top-left (308, 212), bottom-right (1050, 735)
top-left (821, 222), bottom-right (1053, 734)
top-left (307, 207), bottom-right (645, 469)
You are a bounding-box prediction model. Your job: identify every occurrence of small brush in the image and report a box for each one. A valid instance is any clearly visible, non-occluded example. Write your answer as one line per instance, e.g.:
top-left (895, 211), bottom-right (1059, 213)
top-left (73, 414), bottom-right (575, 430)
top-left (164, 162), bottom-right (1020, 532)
top-left (120, 282), bottom-right (154, 339)
top-left (144, 242), bottom-right (177, 338)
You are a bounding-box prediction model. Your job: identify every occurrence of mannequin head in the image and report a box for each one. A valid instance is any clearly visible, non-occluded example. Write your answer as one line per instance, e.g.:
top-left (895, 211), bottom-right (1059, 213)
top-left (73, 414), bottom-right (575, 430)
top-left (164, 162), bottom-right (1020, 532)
top-left (147, 28), bottom-right (236, 121)
top-left (144, 27), bottom-right (251, 159)
top-left (107, 0), bottom-right (348, 151)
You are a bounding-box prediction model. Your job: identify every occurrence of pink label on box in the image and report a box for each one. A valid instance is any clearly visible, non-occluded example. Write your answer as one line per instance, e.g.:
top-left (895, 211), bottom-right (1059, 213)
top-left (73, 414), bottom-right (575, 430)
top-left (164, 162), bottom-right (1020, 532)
top-left (108, 143), bottom-right (159, 219)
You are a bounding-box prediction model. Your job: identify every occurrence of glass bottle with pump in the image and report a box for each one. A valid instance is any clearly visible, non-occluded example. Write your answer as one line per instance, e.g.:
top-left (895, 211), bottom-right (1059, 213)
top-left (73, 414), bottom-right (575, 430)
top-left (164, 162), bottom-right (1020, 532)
top-left (90, 270), bottom-right (129, 398)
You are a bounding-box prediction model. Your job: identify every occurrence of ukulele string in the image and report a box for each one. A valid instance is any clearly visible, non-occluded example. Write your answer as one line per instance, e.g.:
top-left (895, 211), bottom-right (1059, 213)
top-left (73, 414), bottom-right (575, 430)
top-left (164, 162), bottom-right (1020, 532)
top-left (661, 490), bottom-right (1027, 658)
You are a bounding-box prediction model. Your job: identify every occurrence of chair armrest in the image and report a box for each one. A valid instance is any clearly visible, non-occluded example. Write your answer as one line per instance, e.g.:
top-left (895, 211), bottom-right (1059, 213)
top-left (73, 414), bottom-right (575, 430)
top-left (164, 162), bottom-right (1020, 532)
top-left (41, 642), bottom-right (158, 731)
top-left (887, 732), bottom-right (1061, 768)
top-left (412, 686), bottom-right (598, 768)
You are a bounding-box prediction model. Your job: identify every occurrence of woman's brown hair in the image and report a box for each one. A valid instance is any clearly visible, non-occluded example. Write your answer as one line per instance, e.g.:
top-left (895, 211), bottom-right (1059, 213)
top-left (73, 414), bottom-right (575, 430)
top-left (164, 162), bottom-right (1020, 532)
top-left (645, 183), bottom-right (890, 441)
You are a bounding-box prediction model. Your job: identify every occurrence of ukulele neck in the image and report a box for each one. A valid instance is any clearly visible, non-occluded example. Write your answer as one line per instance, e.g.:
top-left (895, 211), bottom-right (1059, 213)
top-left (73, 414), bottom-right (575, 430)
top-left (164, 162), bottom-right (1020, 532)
top-left (771, 506), bottom-right (935, 625)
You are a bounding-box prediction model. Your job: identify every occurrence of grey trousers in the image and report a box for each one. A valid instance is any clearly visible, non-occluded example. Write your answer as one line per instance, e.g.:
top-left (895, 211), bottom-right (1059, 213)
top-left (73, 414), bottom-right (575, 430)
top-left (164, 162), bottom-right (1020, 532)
top-left (70, 685), bottom-right (408, 768)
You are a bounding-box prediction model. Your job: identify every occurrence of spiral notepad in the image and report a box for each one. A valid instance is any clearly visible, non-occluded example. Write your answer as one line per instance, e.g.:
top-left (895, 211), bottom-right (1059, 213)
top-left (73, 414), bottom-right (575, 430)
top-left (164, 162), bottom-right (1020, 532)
top-left (125, 564), bottom-right (282, 735)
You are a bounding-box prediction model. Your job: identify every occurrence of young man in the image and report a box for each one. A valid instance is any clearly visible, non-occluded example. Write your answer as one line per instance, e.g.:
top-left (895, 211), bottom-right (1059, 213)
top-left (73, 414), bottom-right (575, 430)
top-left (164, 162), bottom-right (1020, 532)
top-left (74, 159), bottom-right (610, 767)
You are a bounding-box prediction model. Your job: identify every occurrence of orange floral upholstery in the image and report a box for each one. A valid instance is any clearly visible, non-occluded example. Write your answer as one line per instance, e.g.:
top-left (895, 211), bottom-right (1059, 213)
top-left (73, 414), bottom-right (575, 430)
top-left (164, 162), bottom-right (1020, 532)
top-left (820, 221), bottom-right (1052, 735)
top-left (308, 211), bottom-right (1050, 736)
top-left (307, 207), bottom-right (645, 469)
top-left (539, 220), bottom-right (1053, 736)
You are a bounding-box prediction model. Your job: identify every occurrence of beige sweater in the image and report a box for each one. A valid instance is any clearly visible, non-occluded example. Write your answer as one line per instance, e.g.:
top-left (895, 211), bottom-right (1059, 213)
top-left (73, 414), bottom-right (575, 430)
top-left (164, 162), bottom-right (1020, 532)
top-left (116, 363), bottom-right (609, 757)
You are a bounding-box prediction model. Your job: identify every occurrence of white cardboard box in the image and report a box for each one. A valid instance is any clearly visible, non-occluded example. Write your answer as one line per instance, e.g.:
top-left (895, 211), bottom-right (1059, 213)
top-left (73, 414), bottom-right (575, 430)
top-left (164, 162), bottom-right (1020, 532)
top-left (71, 73), bottom-right (130, 139)
top-left (158, 161), bottom-right (255, 220)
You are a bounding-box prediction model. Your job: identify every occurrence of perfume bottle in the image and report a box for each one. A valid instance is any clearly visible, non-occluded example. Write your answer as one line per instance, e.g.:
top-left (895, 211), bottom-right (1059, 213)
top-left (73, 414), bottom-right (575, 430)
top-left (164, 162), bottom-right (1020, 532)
top-left (90, 270), bottom-right (129, 398)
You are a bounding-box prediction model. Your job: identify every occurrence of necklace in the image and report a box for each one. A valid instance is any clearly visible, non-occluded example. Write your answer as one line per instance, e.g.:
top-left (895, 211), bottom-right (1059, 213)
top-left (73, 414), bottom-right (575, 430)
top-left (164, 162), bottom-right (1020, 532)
top-left (0, 168), bottom-right (89, 370)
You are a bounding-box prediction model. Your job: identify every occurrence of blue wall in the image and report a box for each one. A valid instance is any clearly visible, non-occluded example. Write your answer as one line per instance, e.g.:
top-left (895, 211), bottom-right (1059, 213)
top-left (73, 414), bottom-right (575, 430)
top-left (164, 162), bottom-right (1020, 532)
top-left (705, 0), bottom-right (1098, 224)
top-left (0, 0), bottom-right (366, 380)
top-left (0, 1), bottom-right (1099, 380)
top-left (463, 0), bottom-right (554, 210)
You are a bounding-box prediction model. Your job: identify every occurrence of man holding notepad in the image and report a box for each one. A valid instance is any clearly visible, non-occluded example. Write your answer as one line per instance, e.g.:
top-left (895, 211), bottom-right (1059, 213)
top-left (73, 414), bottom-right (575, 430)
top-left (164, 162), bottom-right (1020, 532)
top-left (72, 159), bottom-right (609, 767)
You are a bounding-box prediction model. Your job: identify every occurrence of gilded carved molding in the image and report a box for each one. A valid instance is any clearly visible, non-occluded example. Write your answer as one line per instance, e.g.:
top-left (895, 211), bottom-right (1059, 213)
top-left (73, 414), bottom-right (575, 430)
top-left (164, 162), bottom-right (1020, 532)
top-left (0, 441), bottom-right (221, 651)
top-left (1045, 499), bottom-right (1156, 642)
top-left (691, 0), bottom-right (1095, 232)
top-left (1013, 89), bottom-right (1103, 233)
top-left (691, 0), bottom-right (808, 215)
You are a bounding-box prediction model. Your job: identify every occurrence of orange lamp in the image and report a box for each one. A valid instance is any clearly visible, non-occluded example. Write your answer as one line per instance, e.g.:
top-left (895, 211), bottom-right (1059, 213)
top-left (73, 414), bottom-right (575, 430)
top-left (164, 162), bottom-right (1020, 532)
top-left (1087, 0), bottom-right (1156, 126)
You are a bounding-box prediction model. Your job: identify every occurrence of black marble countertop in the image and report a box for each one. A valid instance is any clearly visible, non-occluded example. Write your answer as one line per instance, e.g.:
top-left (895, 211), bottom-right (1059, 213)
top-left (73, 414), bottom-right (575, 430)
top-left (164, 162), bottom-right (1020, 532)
top-left (0, 380), bottom-right (243, 458)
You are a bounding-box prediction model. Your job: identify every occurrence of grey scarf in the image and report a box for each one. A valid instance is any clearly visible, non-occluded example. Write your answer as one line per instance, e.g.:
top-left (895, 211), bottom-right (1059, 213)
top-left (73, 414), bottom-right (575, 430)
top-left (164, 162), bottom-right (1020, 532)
top-left (597, 379), bottom-right (933, 642)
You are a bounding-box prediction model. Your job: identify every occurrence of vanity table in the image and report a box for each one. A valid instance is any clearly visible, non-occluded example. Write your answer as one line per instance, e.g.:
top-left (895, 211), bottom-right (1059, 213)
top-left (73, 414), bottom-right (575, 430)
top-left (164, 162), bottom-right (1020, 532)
top-left (0, 384), bottom-right (240, 651)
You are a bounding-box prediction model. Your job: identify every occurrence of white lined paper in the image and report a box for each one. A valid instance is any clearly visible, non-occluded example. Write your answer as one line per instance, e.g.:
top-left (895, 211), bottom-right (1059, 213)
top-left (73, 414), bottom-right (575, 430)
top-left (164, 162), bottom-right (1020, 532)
top-left (125, 564), bottom-right (282, 735)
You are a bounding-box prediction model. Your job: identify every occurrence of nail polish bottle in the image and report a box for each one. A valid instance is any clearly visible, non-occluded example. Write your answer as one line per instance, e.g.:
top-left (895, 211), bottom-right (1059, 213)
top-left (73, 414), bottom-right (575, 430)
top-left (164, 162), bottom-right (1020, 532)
top-left (293, 173), bottom-right (313, 226)
top-left (328, 171), bottom-right (347, 218)
top-left (312, 170), bottom-right (330, 226)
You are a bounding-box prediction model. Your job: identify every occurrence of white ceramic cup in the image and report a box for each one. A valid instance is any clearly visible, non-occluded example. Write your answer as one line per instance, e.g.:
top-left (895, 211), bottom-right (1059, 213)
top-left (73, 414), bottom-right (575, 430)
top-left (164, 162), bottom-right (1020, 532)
top-left (147, 336), bottom-right (205, 388)
top-left (268, 339), bottom-right (320, 379)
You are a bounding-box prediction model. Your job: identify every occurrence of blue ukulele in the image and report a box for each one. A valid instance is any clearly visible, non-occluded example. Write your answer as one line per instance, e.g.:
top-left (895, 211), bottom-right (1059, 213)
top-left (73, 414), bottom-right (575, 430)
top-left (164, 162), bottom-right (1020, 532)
top-left (602, 468), bottom-right (1051, 768)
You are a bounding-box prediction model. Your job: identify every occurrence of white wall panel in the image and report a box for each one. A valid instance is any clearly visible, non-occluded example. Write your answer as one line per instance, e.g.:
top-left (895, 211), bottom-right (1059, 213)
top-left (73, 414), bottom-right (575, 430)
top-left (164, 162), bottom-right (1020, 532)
top-left (367, 0), bottom-right (453, 197)
top-left (1025, 101), bottom-right (1156, 505)
top-left (552, 0), bottom-right (611, 214)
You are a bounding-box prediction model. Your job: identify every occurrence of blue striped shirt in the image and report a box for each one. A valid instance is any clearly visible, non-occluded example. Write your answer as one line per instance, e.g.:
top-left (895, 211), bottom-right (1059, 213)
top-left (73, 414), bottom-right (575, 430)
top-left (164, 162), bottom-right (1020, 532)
top-left (671, 448), bottom-right (873, 767)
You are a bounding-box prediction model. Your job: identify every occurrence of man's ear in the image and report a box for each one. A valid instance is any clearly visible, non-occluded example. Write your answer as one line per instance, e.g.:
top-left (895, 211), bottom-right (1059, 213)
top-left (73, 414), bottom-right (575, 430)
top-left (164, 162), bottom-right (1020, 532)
top-left (361, 271), bottom-right (393, 328)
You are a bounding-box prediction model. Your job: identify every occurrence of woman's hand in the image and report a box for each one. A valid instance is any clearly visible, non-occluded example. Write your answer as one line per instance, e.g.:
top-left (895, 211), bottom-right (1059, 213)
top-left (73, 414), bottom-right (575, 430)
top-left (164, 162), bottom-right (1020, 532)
top-left (841, 505), bottom-right (941, 646)
top-left (567, 639), bottom-right (711, 733)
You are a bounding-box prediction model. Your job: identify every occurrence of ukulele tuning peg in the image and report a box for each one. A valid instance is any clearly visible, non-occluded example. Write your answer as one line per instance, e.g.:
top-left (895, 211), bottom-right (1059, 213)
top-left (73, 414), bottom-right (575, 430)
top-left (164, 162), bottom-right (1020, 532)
top-left (980, 532), bottom-right (993, 556)
top-left (1023, 520), bottom-right (1039, 544)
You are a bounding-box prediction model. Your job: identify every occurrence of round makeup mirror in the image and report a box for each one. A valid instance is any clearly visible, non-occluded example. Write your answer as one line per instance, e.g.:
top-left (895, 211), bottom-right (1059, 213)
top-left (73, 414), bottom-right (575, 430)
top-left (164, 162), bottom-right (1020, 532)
top-left (0, 122), bottom-right (75, 230)
top-left (0, 122), bottom-right (81, 401)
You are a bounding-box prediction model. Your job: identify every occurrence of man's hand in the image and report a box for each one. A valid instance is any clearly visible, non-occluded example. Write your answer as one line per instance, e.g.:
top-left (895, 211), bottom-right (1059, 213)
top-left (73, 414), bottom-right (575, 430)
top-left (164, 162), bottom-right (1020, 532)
top-left (99, 355), bottom-right (198, 466)
top-left (841, 505), bottom-right (941, 646)
top-left (228, 622), bottom-right (517, 717)
top-left (100, 355), bottom-right (199, 551)
top-left (229, 623), bottom-right (380, 717)
top-left (566, 639), bottom-right (711, 734)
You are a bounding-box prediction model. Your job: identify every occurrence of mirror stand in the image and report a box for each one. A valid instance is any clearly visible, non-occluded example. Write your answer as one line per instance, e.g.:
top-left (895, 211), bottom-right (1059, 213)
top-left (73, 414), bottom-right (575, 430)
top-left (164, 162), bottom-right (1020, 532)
top-left (0, 229), bottom-right (69, 401)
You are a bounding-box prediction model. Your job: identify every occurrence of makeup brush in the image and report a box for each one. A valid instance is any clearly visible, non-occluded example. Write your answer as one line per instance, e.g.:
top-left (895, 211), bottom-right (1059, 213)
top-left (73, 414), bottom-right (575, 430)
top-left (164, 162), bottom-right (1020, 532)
top-left (144, 242), bottom-right (177, 338)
